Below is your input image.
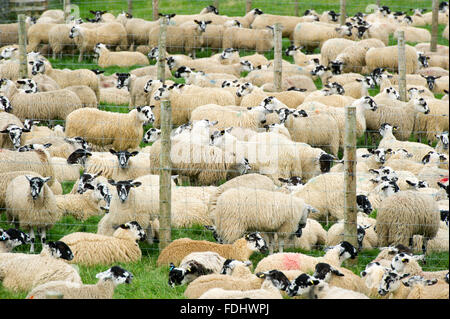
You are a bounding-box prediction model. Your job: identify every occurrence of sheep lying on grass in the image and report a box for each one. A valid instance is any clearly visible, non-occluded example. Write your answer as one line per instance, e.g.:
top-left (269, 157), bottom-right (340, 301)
top-left (157, 232), bottom-right (268, 267)
top-left (59, 221), bottom-right (146, 267)
top-left (94, 43), bottom-right (149, 68)
top-left (0, 241), bottom-right (80, 293)
top-left (26, 266), bottom-right (133, 299)
top-left (0, 228), bottom-right (30, 253)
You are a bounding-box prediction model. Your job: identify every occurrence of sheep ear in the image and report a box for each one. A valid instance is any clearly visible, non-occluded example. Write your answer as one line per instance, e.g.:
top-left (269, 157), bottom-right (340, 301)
top-left (109, 149), bottom-right (117, 155)
top-left (131, 181), bottom-right (142, 188)
top-left (355, 79), bottom-right (362, 82)
top-left (119, 223), bottom-right (130, 229)
top-left (85, 183), bottom-right (95, 190)
top-left (42, 176), bottom-right (52, 184)
top-left (108, 179), bottom-right (116, 186)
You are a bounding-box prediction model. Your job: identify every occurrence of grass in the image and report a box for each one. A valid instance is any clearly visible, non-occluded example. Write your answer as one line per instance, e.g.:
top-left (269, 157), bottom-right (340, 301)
top-left (1, 0), bottom-right (448, 300)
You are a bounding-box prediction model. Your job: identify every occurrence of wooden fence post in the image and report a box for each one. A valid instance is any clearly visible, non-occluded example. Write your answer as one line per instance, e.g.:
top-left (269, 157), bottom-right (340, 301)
top-left (128, 0), bottom-right (133, 16)
top-left (63, 0), bottom-right (71, 23)
top-left (273, 23), bottom-right (282, 92)
top-left (152, 0), bottom-right (159, 21)
top-left (246, 0), bottom-right (252, 14)
top-left (158, 17), bottom-right (172, 252)
top-left (18, 14), bottom-right (28, 79)
top-left (344, 104), bottom-right (358, 264)
top-left (397, 30), bottom-right (407, 102)
top-left (430, 0), bottom-right (439, 52)
top-left (340, 0), bottom-right (346, 25)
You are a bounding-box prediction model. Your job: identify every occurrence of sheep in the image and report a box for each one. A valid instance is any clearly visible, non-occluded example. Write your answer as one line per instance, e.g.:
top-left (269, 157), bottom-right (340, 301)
top-left (30, 59), bottom-right (100, 101)
top-left (198, 270), bottom-right (288, 299)
top-left (378, 123), bottom-right (436, 163)
top-left (0, 112), bottom-right (31, 149)
top-left (156, 232), bottom-right (268, 267)
top-left (100, 87), bottom-right (130, 105)
top-left (65, 106), bottom-right (154, 152)
top-left (22, 136), bottom-right (88, 160)
top-left (327, 219), bottom-right (377, 251)
top-left (174, 66), bottom-right (238, 88)
top-left (183, 261), bottom-right (263, 299)
top-left (58, 221), bottom-right (145, 267)
top-left (281, 218), bottom-right (327, 252)
top-left (254, 241), bottom-right (358, 274)
top-left (37, 9), bottom-right (64, 24)
top-left (55, 185), bottom-right (106, 221)
top-left (282, 109), bottom-right (340, 156)
top-left (365, 45), bottom-right (419, 74)
top-left (149, 84), bottom-right (235, 127)
top-left (211, 186), bottom-right (317, 253)
top-left (365, 96), bottom-right (431, 142)
top-left (26, 23), bottom-right (56, 53)
top-left (301, 91), bottom-right (356, 108)
top-left (167, 251), bottom-right (227, 287)
top-left (26, 265), bottom-right (134, 299)
top-left (376, 190), bottom-right (441, 255)
top-left (286, 274), bottom-right (369, 299)
top-left (251, 12), bottom-right (317, 40)
top-left (4, 174), bottom-right (61, 253)
top-left (93, 42), bottom-right (149, 68)
top-left (0, 23), bottom-right (31, 47)
top-left (0, 78), bottom-right (83, 121)
top-left (435, 131), bottom-right (449, 155)
top-left (414, 97), bottom-right (449, 142)
top-left (320, 38), bottom-right (358, 67)
top-left (412, 221), bottom-right (449, 254)
top-left (0, 228), bottom-right (30, 253)
top-left (300, 96), bottom-right (378, 151)
top-left (0, 241), bottom-right (81, 293)
top-left (64, 85), bottom-right (98, 109)
top-left (222, 26), bottom-right (274, 54)
top-left (293, 22), bottom-right (354, 53)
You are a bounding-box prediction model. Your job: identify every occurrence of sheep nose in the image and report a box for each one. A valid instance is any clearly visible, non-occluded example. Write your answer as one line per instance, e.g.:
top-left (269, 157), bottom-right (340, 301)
top-left (425, 110), bottom-right (430, 114)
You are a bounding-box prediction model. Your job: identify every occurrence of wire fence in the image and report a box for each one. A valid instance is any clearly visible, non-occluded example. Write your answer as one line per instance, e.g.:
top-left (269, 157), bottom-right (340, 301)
top-left (0, 0), bottom-right (449, 298)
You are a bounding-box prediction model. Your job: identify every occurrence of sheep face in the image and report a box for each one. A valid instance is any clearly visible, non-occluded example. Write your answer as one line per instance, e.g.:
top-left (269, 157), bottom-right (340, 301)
top-left (411, 98), bottom-right (430, 114)
top-left (108, 179), bottom-right (142, 203)
top-left (337, 241), bottom-right (358, 260)
top-left (287, 273), bottom-right (320, 297)
top-left (93, 43), bottom-right (107, 54)
top-left (240, 60), bottom-right (254, 72)
top-left (174, 66), bottom-right (192, 79)
top-left (436, 132), bottom-right (449, 151)
top-left (110, 149), bottom-right (139, 169)
top-left (1, 124), bottom-right (29, 149)
top-left (16, 78), bottom-right (38, 93)
top-left (421, 151), bottom-right (447, 165)
top-left (96, 266), bottom-right (134, 285)
top-left (377, 270), bottom-right (409, 296)
top-left (143, 79), bottom-right (162, 93)
top-left (168, 263), bottom-right (188, 287)
top-left (417, 53), bottom-right (430, 68)
top-left (236, 82), bottom-right (253, 97)
top-left (328, 61), bottom-right (344, 75)
top-left (30, 59), bottom-right (45, 75)
top-left (148, 47), bottom-right (160, 60)
top-left (278, 176), bottom-right (304, 192)
top-left (0, 47), bottom-right (18, 60)
top-left (203, 5), bottom-right (219, 15)
top-left (356, 224), bottom-right (371, 250)
top-left (17, 143), bottom-right (52, 152)
top-left (143, 128), bottom-right (161, 143)
top-left (324, 82), bottom-right (345, 95)
top-left (220, 259), bottom-right (252, 275)
top-left (356, 195), bottom-right (373, 214)
top-left (0, 95), bottom-right (12, 112)
top-left (67, 148), bottom-right (93, 165)
top-left (318, 153), bottom-right (335, 173)
top-left (136, 105), bottom-right (156, 124)
top-left (153, 85), bottom-right (171, 101)
top-left (245, 232), bottom-right (268, 253)
top-left (390, 252), bottom-right (415, 273)
top-left (220, 48), bottom-right (238, 60)
top-left (120, 221), bottom-right (146, 242)
top-left (68, 25), bottom-right (82, 39)
top-left (25, 175), bottom-right (51, 200)
top-left (310, 65), bottom-right (329, 76)
top-left (354, 24), bottom-right (371, 39)
top-left (96, 182), bottom-right (112, 210)
top-left (116, 73), bottom-right (131, 89)
top-left (45, 241), bottom-right (74, 260)
top-left (193, 19), bottom-right (212, 33)
top-left (76, 172), bottom-right (101, 194)
top-left (0, 228), bottom-right (31, 249)
top-left (256, 270), bottom-right (292, 291)
top-left (313, 262), bottom-right (345, 282)
top-left (365, 148), bottom-right (391, 164)
top-left (421, 75), bottom-right (441, 91)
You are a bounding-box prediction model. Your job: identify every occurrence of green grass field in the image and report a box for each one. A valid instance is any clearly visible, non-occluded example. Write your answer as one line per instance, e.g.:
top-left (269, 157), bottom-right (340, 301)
top-left (0, 0), bottom-right (448, 299)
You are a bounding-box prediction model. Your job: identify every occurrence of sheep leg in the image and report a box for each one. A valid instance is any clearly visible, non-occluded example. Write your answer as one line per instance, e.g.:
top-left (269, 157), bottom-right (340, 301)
top-left (421, 238), bottom-right (428, 263)
top-left (40, 228), bottom-right (47, 246)
top-left (78, 49), bottom-right (83, 63)
top-left (267, 232), bottom-right (275, 255)
top-left (29, 228), bottom-right (36, 253)
top-left (278, 236), bottom-right (284, 253)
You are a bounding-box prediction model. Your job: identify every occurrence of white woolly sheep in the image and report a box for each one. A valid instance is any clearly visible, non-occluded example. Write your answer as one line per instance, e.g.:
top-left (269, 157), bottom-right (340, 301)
top-left (0, 78), bottom-right (83, 121)
top-left (254, 241), bottom-right (358, 274)
top-left (5, 174), bottom-right (61, 253)
top-left (157, 232), bottom-right (268, 267)
top-left (252, 12), bottom-right (317, 40)
top-left (198, 270), bottom-right (288, 299)
top-left (222, 26), bottom-right (274, 54)
top-left (281, 218), bottom-right (327, 252)
top-left (0, 228), bottom-right (30, 253)
top-left (414, 98), bottom-right (449, 143)
top-left (0, 112), bottom-right (30, 149)
top-left (59, 221), bottom-right (146, 266)
top-left (55, 185), bottom-right (106, 221)
top-left (26, 265), bottom-right (134, 299)
top-left (0, 241), bottom-right (80, 292)
top-left (211, 186), bottom-right (317, 253)
top-left (65, 106), bottom-right (154, 151)
top-left (376, 190), bottom-right (441, 255)
top-left (68, 23), bottom-right (128, 62)
top-left (94, 42), bottom-right (149, 68)
top-left (365, 45), bottom-right (419, 74)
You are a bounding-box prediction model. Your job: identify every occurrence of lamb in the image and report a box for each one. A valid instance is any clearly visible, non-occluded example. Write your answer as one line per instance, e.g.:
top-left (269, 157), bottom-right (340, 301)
top-left (254, 241), bottom-right (358, 274)
top-left (286, 274), bottom-right (369, 299)
top-left (222, 27), bottom-right (274, 54)
top-left (198, 270), bottom-right (288, 299)
top-left (30, 59), bottom-right (100, 101)
top-left (0, 78), bottom-right (83, 121)
top-left (0, 228), bottom-right (30, 253)
top-left (156, 232), bottom-right (268, 267)
top-left (0, 241), bottom-right (81, 293)
top-left (167, 251), bottom-right (227, 287)
top-left (365, 96), bottom-right (431, 142)
top-left (292, 22), bottom-right (354, 53)
top-left (365, 45), bottom-right (419, 74)
top-left (210, 186), bottom-right (317, 253)
top-left (69, 23), bottom-right (128, 62)
top-left (4, 174), bottom-right (61, 253)
top-left (376, 190), bottom-right (441, 255)
top-left (26, 265), bottom-right (134, 299)
top-left (65, 106), bottom-right (154, 151)
top-left (55, 185), bottom-right (106, 221)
